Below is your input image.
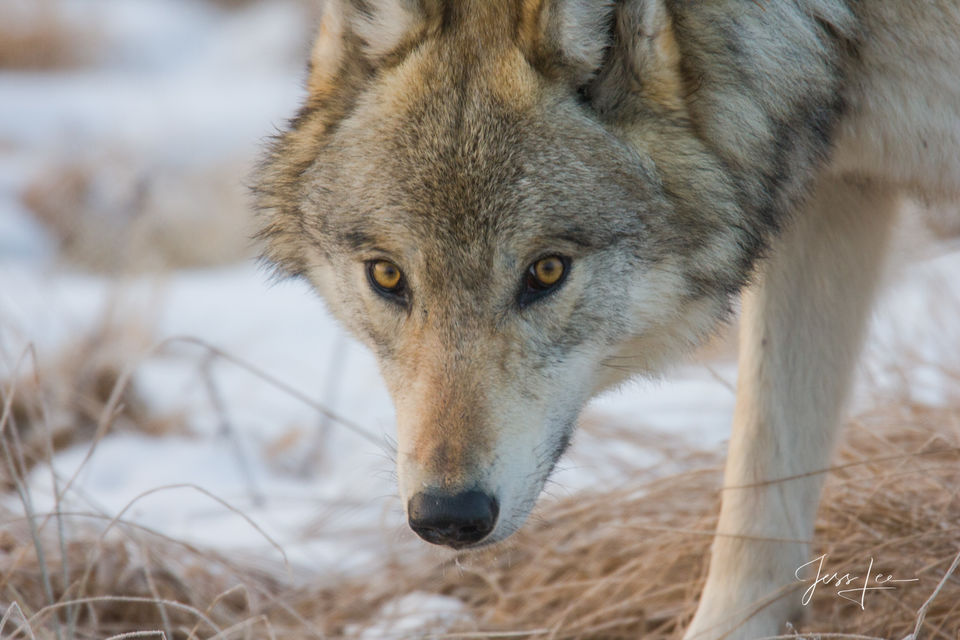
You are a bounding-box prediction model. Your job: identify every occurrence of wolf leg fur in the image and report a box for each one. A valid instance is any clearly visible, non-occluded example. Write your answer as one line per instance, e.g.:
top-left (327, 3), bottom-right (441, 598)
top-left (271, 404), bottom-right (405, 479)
top-left (683, 175), bottom-right (899, 640)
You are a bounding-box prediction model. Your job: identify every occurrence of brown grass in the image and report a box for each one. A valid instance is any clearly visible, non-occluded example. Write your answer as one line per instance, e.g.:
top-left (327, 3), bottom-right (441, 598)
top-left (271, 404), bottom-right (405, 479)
top-left (21, 156), bottom-right (255, 273)
top-left (0, 316), bottom-right (183, 491)
top-left (292, 403), bottom-right (960, 640)
top-left (0, 0), bottom-right (98, 70)
top-left (3, 383), bottom-right (958, 639)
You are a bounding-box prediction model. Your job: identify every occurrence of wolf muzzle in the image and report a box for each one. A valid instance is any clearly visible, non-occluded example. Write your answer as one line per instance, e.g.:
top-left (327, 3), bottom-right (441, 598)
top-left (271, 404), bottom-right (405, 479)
top-left (407, 489), bottom-right (499, 548)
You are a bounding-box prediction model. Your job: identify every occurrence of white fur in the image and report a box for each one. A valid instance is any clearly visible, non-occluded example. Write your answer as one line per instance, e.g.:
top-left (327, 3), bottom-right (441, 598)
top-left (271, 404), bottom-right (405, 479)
top-left (687, 3), bottom-right (960, 637)
top-left (685, 177), bottom-right (901, 638)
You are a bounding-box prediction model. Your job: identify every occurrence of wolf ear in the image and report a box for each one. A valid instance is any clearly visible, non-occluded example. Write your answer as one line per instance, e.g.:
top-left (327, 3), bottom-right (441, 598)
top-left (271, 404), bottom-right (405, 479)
top-left (527, 0), bottom-right (617, 87)
top-left (592, 0), bottom-right (686, 115)
top-left (307, 1), bottom-right (348, 96)
top-left (307, 0), bottom-right (428, 95)
top-left (528, 0), bottom-right (684, 113)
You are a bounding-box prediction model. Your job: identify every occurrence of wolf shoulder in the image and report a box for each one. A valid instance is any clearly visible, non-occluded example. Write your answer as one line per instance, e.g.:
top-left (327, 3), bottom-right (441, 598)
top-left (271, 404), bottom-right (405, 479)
top-left (829, 0), bottom-right (960, 197)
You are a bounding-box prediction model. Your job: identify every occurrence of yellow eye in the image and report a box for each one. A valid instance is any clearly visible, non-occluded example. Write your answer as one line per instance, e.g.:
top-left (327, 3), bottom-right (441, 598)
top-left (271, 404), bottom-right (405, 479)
top-left (531, 256), bottom-right (566, 288)
top-left (520, 255), bottom-right (569, 307)
top-left (368, 260), bottom-right (404, 293)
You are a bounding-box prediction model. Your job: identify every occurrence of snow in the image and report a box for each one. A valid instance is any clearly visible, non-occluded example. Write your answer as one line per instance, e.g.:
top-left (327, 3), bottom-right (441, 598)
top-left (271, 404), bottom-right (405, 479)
top-left (349, 592), bottom-right (475, 639)
top-left (0, 266), bottom-right (402, 572)
top-left (1, 0), bottom-right (958, 634)
top-left (0, 0), bottom-right (307, 161)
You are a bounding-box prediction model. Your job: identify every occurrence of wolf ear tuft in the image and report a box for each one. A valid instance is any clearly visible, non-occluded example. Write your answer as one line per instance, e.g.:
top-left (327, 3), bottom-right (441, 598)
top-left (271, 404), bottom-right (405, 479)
top-left (308, 0), bottom-right (427, 95)
top-left (308, 1), bottom-right (349, 96)
top-left (532, 0), bottom-right (617, 86)
top-left (622, 0), bottom-right (683, 96)
top-left (591, 0), bottom-right (686, 115)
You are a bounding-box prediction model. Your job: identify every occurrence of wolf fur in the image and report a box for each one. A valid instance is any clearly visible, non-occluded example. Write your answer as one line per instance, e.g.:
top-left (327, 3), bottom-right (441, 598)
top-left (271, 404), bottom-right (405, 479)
top-left (253, 1), bottom-right (960, 637)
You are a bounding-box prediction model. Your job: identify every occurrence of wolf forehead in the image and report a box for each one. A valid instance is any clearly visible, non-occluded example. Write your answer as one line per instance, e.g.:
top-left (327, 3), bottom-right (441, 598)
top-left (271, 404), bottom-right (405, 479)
top-left (283, 73), bottom-right (655, 256)
top-left (314, 102), bottom-right (653, 250)
top-left (254, 0), bottom-right (666, 277)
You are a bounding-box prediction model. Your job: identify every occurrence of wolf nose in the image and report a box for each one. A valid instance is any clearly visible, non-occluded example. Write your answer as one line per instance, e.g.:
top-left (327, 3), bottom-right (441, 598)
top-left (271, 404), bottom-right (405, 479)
top-left (407, 490), bottom-right (498, 548)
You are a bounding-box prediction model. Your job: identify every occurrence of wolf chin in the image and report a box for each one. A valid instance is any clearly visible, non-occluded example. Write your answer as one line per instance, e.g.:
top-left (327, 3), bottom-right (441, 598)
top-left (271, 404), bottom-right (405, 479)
top-left (253, 1), bottom-right (960, 637)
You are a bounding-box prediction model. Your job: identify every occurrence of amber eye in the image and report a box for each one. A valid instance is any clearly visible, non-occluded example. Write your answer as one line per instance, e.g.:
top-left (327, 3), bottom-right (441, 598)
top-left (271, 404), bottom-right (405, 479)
top-left (519, 255), bottom-right (570, 307)
top-left (531, 256), bottom-right (565, 287)
top-left (367, 260), bottom-right (405, 298)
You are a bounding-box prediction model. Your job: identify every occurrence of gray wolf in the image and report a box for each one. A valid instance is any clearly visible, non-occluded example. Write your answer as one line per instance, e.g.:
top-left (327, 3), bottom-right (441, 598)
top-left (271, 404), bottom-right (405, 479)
top-left (252, 1), bottom-right (960, 637)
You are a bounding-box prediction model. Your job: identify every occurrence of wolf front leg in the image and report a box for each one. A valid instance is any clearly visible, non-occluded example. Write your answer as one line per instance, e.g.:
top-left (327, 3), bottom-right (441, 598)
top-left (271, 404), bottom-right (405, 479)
top-left (683, 175), bottom-right (899, 640)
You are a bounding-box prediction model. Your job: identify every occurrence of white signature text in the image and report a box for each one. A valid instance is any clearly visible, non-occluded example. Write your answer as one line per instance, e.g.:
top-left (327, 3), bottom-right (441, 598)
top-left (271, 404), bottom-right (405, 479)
top-left (795, 554), bottom-right (919, 609)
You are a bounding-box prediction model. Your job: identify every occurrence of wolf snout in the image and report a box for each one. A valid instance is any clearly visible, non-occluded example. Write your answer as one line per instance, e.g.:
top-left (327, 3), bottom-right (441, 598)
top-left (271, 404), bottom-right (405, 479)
top-left (407, 490), bottom-right (499, 548)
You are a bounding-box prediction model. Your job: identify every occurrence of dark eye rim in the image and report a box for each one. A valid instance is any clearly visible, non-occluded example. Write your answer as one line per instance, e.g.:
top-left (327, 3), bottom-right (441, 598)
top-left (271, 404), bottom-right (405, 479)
top-left (518, 255), bottom-right (571, 308)
top-left (365, 259), bottom-right (408, 305)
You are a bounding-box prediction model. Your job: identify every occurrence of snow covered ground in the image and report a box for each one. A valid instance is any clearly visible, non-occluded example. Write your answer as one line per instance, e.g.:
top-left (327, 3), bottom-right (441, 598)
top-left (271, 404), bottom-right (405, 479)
top-left (1, 0), bottom-right (958, 633)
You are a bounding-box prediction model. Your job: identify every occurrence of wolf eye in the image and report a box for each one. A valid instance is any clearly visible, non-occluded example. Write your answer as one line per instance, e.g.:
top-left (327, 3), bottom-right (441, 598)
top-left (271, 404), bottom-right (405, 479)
top-left (519, 255), bottom-right (570, 307)
top-left (366, 260), bottom-right (406, 300)
top-left (532, 256), bottom-right (565, 286)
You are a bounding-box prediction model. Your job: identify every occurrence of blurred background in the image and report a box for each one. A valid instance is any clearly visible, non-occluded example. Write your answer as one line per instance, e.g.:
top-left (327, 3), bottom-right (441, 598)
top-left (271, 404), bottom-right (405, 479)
top-left (1, 0), bottom-right (316, 270)
top-left (1, 1), bottom-right (959, 638)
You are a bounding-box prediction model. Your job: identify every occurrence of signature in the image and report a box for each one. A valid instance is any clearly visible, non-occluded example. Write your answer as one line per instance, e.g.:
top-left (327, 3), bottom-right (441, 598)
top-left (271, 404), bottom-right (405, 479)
top-left (796, 554), bottom-right (919, 609)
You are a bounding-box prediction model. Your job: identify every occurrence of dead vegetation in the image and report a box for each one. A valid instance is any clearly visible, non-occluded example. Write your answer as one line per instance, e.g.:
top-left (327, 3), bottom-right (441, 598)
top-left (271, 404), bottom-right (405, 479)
top-left (296, 404), bottom-right (960, 640)
top-left (0, 0), bottom-right (309, 70)
top-left (2, 342), bottom-right (958, 639)
top-left (21, 156), bottom-right (255, 274)
top-left (0, 0), bottom-right (99, 70)
top-left (0, 315), bottom-right (183, 492)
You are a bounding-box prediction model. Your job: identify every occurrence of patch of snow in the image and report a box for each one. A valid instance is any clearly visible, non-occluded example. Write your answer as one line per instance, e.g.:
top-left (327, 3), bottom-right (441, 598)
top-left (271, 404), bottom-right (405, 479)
top-left (348, 592), bottom-right (474, 640)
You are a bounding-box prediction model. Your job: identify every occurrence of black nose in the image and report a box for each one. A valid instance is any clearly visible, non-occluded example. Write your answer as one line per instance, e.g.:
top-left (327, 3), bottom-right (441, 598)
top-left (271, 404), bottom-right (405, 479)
top-left (407, 490), bottom-right (499, 548)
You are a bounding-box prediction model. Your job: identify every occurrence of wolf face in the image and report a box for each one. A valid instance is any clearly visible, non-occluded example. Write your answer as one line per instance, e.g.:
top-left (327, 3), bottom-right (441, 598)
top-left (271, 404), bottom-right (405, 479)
top-left (254, 0), bottom-right (853, 547)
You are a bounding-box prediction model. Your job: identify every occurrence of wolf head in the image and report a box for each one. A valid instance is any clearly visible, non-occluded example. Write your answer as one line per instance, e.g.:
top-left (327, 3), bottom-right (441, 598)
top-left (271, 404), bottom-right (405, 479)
top-left (254, 0), bottom-right (853, 547)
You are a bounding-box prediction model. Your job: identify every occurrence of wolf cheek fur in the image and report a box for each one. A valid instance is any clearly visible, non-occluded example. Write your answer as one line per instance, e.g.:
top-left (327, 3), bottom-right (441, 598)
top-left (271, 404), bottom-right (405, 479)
top-left (253, 1), bottom-right (960, 638)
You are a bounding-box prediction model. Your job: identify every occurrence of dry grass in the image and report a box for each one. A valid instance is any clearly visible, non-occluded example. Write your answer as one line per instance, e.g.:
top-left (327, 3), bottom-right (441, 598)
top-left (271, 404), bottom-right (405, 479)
top-left (21, 156), bottom-right (255, 274)
top-left (0, 0), bottom-right (99, 70)
top-left (0, 0), bottom-right (315, 72)
top-left (3, 369), bottom-right (959, 640)
top-left (296, 404), bottom-right (960, 640)
top-left (0, 511), bottom-right (289, 639)
top-left (0, 316), bottom-right (183, 491)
